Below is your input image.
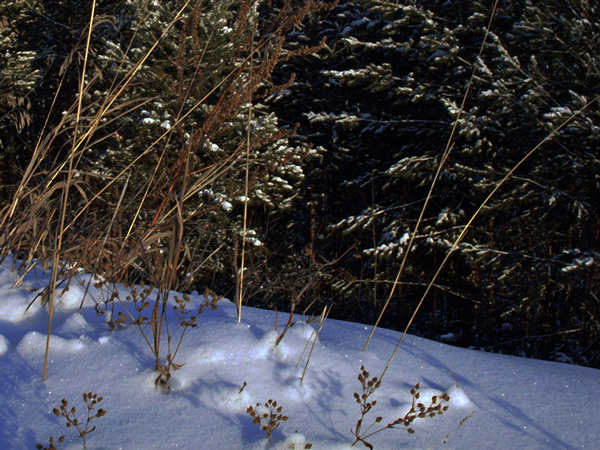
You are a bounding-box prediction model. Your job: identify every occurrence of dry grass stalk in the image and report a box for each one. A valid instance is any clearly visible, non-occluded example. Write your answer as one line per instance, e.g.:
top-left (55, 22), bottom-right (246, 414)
top-left (359, 0), bottom-right (600, 382)
top-left (299, 304), bottom-right (330, 382)
top-left (363, 0), bottom-right (501, 353)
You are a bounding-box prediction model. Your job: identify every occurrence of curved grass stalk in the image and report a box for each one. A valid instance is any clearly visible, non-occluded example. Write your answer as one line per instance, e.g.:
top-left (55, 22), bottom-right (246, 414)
top-left (379, 93), bottom-right (600, 382)
top-left (363, 0), bottom-right (501, 351)
top-left (43, 0), bottom-right (97, 381)
top-left (238, 3), bottom-right (258, 323)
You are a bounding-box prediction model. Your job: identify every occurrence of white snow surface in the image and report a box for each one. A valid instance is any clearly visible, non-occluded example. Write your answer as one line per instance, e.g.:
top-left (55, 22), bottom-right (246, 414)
top-left (0, 257), bottom-right (597, 449)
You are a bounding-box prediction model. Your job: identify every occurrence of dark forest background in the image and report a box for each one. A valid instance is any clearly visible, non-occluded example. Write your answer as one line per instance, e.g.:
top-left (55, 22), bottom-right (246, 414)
top-left (1, 0), bottom-right (599, 367)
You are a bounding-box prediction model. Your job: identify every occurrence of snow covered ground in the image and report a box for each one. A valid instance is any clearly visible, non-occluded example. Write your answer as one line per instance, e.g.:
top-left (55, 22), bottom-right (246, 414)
top-left (0, 257), bottom-right (597, 449)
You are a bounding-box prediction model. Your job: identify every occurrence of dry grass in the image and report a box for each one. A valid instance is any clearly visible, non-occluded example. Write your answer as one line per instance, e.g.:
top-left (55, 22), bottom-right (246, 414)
top-left (0, 0), bottom-right (337, 380)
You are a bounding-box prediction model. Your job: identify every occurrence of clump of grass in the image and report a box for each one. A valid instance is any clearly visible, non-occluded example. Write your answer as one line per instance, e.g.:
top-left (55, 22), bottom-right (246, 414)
top-left (351, 365), bottom-right (450, 449)
top-left (0, 0), bottom-right (337, 382)
top-left (38, 392), bottom-right (106, 450)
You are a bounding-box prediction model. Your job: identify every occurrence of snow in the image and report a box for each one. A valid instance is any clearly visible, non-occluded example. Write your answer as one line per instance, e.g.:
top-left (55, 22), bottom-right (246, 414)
top-left (0, 256), bottom-right (598, 449)
top-left (543, 107), bottom-right (573, 120)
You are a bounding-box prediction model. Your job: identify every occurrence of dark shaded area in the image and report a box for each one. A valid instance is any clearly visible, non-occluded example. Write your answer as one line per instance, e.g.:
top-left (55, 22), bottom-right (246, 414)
top-left (1, 0), bottom-right (599, 368)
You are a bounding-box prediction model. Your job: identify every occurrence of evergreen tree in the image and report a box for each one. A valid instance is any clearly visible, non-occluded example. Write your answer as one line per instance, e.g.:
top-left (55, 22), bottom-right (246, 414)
top-left (270, 0), bottom-right (600, 366)
top-left (3, 0), bottom-right (599, 367)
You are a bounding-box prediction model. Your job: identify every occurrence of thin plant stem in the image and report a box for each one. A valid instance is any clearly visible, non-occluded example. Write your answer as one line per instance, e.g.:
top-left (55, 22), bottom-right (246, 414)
top-left (43, 0), bottom-right (97, 381)
top-left (363, 0), bottom-right (500, 351)
top-left (238, 2), bottom-right (257, 323)
top-left (379, 93), bottom-right (600, 382)
top-left (300, 305), bottom-right (330, 383)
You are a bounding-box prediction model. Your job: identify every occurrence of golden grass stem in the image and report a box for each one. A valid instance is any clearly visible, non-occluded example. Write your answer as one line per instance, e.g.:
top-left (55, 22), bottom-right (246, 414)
top-left (379, 93), bottom-right (600, 382)
top-left (238, 2), bottom-right (258, 323)
top-left (363, 0), bottom-right (500, 352)
top-left (300, 305), bottom-right (330, 383)
top-left (43, 0), bottom-right (97, 380)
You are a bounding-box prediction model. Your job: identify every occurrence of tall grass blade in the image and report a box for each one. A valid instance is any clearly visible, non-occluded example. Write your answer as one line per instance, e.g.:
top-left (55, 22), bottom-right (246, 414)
top-left (238, 3), bottom-right (258, 323)
top-left (363, 0), bottom-right (501, 351)
top-left (43, 0), bottom-right (97, 380)
top-left (379, 94), bottom-right (600, 382)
